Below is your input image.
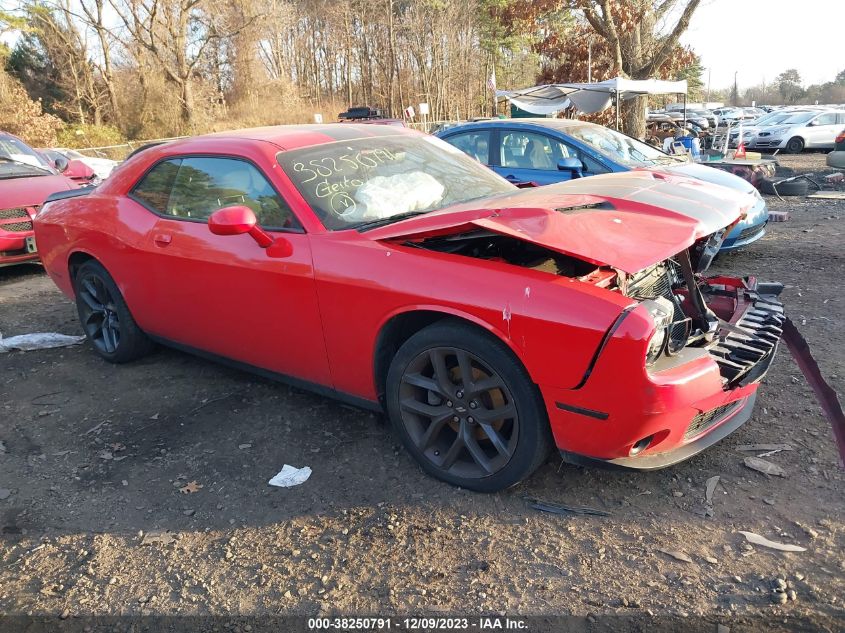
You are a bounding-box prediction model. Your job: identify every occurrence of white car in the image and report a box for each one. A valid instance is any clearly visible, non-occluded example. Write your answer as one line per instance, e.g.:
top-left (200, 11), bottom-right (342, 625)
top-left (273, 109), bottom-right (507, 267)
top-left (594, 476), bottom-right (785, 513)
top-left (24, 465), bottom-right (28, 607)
top-left (51, 148), bottom-right (119, 180)
top-left (713, 110), bottom-right (820, 150)
top-left (753, 110), bottom-right (845, 153)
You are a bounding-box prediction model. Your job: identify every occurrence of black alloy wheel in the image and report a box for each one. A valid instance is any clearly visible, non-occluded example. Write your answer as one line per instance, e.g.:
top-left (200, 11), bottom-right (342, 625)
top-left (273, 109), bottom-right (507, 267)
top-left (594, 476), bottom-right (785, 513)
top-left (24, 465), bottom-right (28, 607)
top-left (74, 260), bottom-right (154, 363)
top-left (77, 273), bottom-right (121, 355)
top-left (386, 321), bottom-right (552, 492)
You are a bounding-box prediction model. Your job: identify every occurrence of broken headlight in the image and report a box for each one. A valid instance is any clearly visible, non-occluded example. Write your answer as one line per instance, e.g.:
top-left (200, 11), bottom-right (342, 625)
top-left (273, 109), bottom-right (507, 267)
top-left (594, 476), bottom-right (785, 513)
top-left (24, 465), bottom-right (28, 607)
top-left (643, 297), bottom-right (676, 365)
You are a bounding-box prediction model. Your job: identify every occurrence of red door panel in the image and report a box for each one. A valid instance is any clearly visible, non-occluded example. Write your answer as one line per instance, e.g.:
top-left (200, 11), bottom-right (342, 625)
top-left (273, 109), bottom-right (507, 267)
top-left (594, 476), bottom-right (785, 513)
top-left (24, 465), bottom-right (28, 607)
top-left (140, 216), bottom-right (332, 386)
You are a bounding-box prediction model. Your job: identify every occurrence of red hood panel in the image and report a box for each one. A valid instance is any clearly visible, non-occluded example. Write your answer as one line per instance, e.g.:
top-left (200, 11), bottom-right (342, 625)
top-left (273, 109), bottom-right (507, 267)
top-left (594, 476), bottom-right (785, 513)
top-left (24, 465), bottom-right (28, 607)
top-left (369, 181), bottom-right (728, 273)
top-left (1, 174), bottom-right (74, 209)
top-left (375, 204), bottom-right (698, 273)
top-left (470, 207), bottom-right (698, 272)
top-left (548, 169), bottom-right (749, 235)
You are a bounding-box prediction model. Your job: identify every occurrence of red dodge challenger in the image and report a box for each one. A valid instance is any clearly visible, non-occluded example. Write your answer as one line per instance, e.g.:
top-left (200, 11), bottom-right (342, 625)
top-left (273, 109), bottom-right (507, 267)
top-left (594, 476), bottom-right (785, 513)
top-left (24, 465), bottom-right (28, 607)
top-left (34, 124), bottom-right (784, 491)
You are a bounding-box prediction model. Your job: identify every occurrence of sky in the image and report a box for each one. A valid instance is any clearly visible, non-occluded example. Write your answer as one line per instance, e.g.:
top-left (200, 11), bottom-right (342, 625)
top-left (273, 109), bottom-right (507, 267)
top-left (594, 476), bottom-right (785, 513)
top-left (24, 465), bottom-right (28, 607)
top-left (680, 0), bottom-right (839, 91)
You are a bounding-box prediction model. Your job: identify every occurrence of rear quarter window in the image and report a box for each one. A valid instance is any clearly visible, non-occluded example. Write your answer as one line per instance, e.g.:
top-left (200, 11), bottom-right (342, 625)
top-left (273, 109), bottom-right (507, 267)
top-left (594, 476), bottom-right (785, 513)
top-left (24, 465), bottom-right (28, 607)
top-left (132, 159), bottom-right (182, 213)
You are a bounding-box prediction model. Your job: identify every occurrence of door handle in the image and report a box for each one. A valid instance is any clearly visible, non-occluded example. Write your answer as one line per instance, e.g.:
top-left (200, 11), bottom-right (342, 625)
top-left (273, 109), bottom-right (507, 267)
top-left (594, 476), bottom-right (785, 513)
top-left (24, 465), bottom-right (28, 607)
top-left (153, 233), bottom-right (172, 246)
top-left (504, 174), bottom-right (519, 181)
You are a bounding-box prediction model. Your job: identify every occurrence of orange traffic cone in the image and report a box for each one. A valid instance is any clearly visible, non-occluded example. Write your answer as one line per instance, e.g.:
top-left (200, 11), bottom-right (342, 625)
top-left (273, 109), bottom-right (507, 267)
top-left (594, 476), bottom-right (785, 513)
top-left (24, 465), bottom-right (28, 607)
top-left (735, 142), bottom-right (746, 159)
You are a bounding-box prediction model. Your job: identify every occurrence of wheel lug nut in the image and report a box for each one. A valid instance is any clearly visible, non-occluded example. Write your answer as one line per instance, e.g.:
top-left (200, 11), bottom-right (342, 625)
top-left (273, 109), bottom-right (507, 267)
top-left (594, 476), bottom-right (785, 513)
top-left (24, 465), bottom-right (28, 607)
top-left (452, 416), bottom-right (460, 422)
top-left (446, 401), bottom-right (453, 407)
top-left (467, 417), bottom-right (475, 424)
top-left (456, 390), bottom-right (464, 399)
top-left (469, 401), bottom-right (477, 409)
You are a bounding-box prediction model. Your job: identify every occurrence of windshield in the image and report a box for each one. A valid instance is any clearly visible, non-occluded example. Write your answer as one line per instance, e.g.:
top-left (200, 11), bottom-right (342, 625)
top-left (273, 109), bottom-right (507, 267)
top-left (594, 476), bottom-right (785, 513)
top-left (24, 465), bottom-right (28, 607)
top-left (566, 124), bottom-right (676, 167)
top-left (278, 134), bottom-right (515, 230)
top-left (0, 136), bottom-right (54, 178)
top-left (780, 112), bottom-right (816, 125)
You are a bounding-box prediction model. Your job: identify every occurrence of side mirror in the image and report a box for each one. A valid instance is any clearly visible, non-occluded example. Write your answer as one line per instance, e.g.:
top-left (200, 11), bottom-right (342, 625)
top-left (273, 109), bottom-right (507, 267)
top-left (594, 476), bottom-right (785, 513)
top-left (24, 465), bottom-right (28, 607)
top-left (208, 205), bottom-right (293, 257)
top-left (209, 205), bottom-right (257, 235)
top-left (557, 157), bottom-right (584, 178)
top-left (209, 205), bottom-right (273, 248)
top-left (53, 155), bottom-right (69, 173)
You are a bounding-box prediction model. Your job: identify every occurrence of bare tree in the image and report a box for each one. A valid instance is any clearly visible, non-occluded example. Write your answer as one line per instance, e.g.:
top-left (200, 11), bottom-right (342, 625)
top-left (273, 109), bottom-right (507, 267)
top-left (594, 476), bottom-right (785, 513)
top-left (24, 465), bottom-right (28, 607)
top-left (109, 0), bottom-right (232, 126)
top-left (577, 0), bottom-right (701, 135)
top-left (28, 0), bottom-right (108, 124)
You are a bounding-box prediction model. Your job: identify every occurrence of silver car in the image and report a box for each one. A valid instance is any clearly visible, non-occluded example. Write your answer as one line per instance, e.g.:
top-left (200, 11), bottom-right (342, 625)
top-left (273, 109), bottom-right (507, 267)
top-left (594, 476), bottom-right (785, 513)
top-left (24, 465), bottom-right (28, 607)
top-left (754, 110), bottom-right (845, 153)
top-left (714, 110), bottom-right (819, 150)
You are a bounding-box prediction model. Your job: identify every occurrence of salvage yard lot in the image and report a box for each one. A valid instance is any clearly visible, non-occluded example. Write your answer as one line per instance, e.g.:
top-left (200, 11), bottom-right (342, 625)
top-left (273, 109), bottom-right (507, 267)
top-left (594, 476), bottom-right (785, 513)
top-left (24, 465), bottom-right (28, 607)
top-left (0, 154), bottom-right (843, 631)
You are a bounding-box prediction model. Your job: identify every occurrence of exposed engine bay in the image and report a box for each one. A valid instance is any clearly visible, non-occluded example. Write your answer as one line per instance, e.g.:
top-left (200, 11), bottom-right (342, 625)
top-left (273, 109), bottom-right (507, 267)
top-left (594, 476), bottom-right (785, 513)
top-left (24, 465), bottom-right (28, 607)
top-left (406, 228), bottom-right (784, 389)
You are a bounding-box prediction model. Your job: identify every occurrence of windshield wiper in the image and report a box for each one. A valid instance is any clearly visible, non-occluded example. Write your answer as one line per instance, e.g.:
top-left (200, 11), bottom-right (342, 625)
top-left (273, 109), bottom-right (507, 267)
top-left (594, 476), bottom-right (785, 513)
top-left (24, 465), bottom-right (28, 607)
top-left (354, 210), bottom-right (432, 232)
top-left (0, 156), bottom-right (52, 174)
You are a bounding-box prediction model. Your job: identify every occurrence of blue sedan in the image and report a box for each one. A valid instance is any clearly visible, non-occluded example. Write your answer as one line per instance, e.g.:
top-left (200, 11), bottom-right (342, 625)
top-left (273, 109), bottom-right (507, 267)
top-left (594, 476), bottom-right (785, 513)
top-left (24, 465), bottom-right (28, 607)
top-left (436, 119), bottom-right (768, 251)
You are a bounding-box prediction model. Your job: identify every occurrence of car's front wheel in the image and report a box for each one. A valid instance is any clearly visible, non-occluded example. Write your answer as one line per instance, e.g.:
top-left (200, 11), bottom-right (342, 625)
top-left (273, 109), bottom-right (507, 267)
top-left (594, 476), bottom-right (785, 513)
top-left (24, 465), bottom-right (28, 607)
top-left (74, 259), bottom-right (154, 363)
top-left (385, 321), bottom-right (552, 492)
top-left (784, 136), bottom-right (805, 154)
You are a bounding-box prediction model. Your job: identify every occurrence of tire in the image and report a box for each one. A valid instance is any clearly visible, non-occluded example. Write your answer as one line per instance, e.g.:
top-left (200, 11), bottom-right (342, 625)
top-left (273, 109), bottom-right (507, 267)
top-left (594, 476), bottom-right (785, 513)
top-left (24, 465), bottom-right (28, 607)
top-left (760, 177), bottom-right (808, 196)
top-left (784, 137), bottom-right (805, 154)
top-left (73, 260), bottom-right (154, 363)
top-left (385, 320), bottom-right (552, 492)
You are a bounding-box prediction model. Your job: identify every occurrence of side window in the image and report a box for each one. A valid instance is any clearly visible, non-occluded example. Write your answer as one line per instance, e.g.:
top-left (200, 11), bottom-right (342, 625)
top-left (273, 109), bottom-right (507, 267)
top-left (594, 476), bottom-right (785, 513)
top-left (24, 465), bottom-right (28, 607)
top-left (551, 139), bottom-right (609, 175)
top-left (132, 159), bottom-right (182, 213)
top-left (443, 131), bottom-right (491, 164)
top-left (814, 113), bottom-right (836, 126)
top-left (165, 157), bottom-right (299, 230)
top-left (500, 132), bottom-right (559, 170)
top-left (837, 113), bottom-right (845, 125)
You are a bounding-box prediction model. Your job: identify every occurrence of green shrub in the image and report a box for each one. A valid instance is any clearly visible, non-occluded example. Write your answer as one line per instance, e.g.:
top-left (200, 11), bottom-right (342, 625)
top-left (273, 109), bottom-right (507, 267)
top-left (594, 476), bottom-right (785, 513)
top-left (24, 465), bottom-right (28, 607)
top-left (56, 124), bottom-right (126, 149)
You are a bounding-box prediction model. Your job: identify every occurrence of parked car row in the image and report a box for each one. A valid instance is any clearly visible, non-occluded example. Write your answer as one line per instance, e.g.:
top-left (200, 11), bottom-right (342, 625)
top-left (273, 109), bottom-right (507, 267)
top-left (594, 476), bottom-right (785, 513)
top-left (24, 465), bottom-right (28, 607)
top-left (713, 108), bottom-right (845, 153)
top-left (651, 104), bottom-right (845, 154)
top-left (29, 123), bottom-right (786, 491)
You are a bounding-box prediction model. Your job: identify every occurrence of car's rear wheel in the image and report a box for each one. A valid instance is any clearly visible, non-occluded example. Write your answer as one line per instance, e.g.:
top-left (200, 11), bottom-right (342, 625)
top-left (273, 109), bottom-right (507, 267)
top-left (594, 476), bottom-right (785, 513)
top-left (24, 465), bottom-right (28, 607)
top-left (784, 137), bottom-right (805, 154)
top-left (385, 321), bottom-right (552, 492)
top-left (74, 260), bottom-right (154, 363)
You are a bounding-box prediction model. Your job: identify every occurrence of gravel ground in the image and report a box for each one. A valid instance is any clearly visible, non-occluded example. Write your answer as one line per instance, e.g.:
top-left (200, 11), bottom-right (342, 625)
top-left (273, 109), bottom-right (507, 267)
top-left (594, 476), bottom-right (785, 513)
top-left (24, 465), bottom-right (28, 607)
top-left (0, 152), bottom-right (842, 632)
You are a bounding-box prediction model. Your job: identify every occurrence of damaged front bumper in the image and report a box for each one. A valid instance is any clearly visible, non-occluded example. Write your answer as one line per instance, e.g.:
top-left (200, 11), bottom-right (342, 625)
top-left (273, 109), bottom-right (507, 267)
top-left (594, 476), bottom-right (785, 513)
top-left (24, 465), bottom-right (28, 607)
top-left (544, 277), bottom-right (784, 470)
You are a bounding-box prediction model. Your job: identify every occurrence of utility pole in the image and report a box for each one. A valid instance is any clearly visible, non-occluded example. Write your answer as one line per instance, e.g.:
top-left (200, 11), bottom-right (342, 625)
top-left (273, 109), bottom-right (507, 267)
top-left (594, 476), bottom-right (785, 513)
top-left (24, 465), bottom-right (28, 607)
top-left (733, 71), bottom-right (738, 106)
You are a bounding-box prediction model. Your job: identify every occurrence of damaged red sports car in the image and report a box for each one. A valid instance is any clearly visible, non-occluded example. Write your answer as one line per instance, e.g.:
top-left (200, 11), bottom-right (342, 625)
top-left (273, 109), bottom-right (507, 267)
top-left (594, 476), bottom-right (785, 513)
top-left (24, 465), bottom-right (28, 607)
top-left (34, 125), bottom-right (785, 491)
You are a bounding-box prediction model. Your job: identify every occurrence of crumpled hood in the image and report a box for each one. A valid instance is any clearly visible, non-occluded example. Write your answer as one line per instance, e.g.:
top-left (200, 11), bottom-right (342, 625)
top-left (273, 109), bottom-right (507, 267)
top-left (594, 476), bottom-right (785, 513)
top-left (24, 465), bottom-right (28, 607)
top-left (659, 161), bottom-right (757, 196)
top-left (548, 170), bottom-right (751, 233)
top-left (0, 174), bottom-right (75, 209)
top-left (369, 171), bottom-right (748, 274)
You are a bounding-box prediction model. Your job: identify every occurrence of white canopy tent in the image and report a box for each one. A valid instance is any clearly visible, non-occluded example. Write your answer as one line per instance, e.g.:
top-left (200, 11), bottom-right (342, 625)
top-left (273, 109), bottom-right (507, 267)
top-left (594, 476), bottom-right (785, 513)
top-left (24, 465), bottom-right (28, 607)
top-left (496, 78), bottom-right (689, 129)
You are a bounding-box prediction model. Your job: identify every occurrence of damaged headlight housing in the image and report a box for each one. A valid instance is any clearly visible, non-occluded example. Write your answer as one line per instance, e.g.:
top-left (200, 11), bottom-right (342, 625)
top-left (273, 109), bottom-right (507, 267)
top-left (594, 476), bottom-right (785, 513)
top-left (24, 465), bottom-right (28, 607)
top-left (643, 296), bottom-right (676, 365)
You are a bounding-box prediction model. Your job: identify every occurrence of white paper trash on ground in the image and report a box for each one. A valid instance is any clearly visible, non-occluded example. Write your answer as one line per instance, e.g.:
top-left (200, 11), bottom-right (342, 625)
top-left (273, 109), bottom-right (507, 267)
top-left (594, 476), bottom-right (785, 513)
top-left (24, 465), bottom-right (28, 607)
top-left (0, 331), bottom-right (85, 353)
top-left (268, 465), bottom-right (312, 488)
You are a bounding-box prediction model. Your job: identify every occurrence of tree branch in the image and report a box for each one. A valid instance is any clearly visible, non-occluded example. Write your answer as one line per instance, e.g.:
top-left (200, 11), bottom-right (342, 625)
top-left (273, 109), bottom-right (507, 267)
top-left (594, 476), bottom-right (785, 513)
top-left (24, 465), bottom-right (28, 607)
top-left (640, 0), bottom-right (700, 77)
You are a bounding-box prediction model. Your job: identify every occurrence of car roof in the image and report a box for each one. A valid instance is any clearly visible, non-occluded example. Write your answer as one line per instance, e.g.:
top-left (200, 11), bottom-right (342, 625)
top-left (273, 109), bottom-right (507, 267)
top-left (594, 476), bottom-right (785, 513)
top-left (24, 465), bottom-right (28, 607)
top-left (441, 118), bottom-right (592, 133)
top-left (193, 123), bottom-right (416, 152)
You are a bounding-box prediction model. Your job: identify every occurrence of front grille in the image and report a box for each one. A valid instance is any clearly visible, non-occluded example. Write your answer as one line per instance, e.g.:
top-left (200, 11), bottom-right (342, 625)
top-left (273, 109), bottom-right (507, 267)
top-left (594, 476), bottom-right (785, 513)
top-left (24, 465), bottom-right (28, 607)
top-left (0, 220), bottom-right (33, 232)
top-left (736, 225), bottom-right (764, 242)
top-left (708, 293), bottom-right (784, 385)
top-left (685, 401), bottom-right (742, 440)
top-left (0, 207), bottom-right (29, 220)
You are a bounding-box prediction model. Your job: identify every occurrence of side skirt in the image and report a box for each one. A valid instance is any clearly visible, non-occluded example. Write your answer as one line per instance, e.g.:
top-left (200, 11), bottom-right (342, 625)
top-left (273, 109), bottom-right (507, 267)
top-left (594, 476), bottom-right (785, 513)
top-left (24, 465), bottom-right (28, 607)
top-left (148, 335), bottom-right (383, 414)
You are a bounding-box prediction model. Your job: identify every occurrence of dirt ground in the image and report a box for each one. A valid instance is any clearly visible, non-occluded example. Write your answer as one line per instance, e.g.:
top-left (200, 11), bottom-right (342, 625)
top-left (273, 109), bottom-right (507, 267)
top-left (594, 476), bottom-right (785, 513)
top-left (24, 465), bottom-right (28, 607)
top-left (0, 153), bottom-right (843, 632)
